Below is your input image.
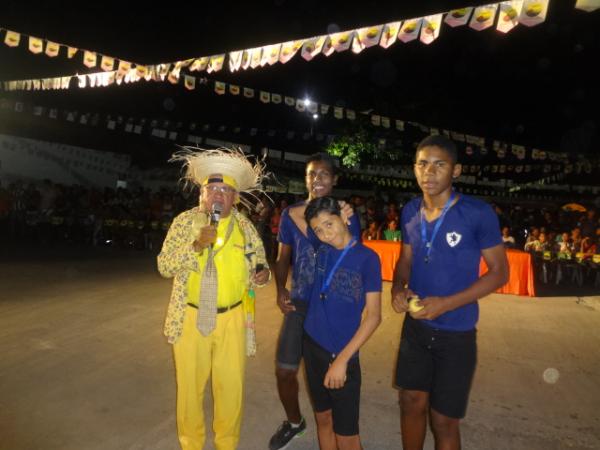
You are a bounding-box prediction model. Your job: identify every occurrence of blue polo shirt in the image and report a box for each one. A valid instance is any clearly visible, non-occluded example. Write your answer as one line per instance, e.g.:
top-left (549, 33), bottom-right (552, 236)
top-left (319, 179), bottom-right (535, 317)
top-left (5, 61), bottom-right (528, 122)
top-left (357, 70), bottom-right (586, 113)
top-left (304, 243), bottom-right (382, 355)
top-left (278, 202), bottom-right (361, 302)
top-left (401, 194), bottom-right (502, 331)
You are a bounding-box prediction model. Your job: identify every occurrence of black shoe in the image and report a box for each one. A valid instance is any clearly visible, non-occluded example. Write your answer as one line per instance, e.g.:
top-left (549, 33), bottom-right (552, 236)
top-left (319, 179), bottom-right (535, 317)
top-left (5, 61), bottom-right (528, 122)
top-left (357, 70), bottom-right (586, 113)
top-left (268, 417), bottom-right (306, 450)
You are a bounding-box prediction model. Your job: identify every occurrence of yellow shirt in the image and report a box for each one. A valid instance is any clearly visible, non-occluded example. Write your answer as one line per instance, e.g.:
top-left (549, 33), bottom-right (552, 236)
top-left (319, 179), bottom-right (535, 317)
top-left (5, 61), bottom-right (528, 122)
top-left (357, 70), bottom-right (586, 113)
top-left (187, 214), bottom-right (247, 308)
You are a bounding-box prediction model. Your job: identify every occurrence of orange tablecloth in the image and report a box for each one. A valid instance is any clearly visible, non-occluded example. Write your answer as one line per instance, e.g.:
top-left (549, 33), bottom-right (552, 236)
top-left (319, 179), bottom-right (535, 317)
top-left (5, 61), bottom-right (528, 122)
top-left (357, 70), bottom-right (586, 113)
top-left (363, 241), bottom-right (536, 297)
top-left (480, 249), bottom-right (536, 297)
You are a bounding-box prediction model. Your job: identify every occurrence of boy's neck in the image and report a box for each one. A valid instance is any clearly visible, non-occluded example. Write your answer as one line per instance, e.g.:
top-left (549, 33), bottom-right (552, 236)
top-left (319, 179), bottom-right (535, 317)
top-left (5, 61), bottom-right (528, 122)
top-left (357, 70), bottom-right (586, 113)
top-left (423, 187), bottom-right (454, 210)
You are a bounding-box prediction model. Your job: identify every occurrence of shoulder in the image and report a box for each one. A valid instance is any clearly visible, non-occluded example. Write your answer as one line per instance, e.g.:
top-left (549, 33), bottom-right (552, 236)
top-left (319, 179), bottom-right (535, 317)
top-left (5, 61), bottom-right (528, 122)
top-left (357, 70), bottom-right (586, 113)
top-left (173, 208), bottom-right (197, 223)
top-left (353, 243), bottom-right (380, 262)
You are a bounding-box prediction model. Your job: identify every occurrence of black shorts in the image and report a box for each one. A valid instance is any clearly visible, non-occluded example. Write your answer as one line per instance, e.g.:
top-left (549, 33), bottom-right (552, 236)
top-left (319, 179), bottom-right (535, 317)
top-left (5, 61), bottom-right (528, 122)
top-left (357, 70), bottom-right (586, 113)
top-left (275, 300), bottom-right (307, 370)
top-left (303, 335), bottom-right (361, 436)
top-left (395, 315), bottom-right (477, 419)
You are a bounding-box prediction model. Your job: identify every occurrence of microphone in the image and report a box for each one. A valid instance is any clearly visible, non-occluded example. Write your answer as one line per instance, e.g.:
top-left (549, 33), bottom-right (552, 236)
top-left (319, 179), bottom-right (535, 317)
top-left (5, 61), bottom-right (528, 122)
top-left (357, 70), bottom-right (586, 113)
top-left (210, 202), bottom-right (223, 227)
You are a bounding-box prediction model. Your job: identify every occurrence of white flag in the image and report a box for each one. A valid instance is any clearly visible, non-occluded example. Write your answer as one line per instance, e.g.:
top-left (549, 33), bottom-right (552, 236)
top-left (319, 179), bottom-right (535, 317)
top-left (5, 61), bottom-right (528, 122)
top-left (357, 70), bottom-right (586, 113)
top-left (398, 19), bottom-right (423, 43)
top-left (379, 22), bottom-right (401, 49)
top-left (497, 1), bottom-right (524, 33)
top-left (420, 14), bottom-right (443, 44)
top-left (444, 8), bottom-right (473, 27)
top-left (469, 4), bottom-right (499, 31)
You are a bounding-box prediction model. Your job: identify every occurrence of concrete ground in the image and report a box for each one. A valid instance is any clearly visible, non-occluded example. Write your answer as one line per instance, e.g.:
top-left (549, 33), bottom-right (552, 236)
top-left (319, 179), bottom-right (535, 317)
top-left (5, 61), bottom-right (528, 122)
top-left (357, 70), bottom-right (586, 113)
top-left (1, 246), bottom-right (599, 450)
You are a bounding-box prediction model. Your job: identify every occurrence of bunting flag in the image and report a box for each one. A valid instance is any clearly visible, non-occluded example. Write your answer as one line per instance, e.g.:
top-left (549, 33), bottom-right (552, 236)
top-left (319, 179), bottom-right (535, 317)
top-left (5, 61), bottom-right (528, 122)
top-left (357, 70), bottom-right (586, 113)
top-left (301, 36), bottom-right (326, 61)
top-left (352, 25), bottom-right (384, 53)
top-left (379, 22), bottom-right (401, 48)
top-left (271, 93), bottom-right (282, 104)
top-left (190, 57), bottom-right (209, 72)
top-left (117, 60), bottom-right (132, 78)
top-left (101, 55), bottom-right (115, 71)
top-left (295, 99), bottom-right (306, 112)
top-left (45, 41), bottom-right (60, 57)
top-left (320, 104), bottom-right (330, 114)
top-left (398, 18), bottom-right (423, 43)
top-left (229, 50), bottom-right (243, 72)
top-left (250, 48), bottom-right (262, 68)
top-left (284, 96), bottom-right (295, 106)
top-left (207, 54), bottom-right (225, 73)
top-left (243, 87), bottom-right (254, 98)
top-left (260, 91), bottom-right (271, 103)
top-left (4, 30), bottom-right (20, 47)
top-left (261, 44), bottom-right (281, 66)
top-left (135, 65), bottom-right (148, 78)
top-left (346, 109), bottom-right (356, 120)
top-left (575, 0), bottom-right (600, 12)
top-left (167, 66), bottom-right (181, 84)
top-left (470, 4), bottom-right (499, 31)
top-left (381, 117), bottom-right (390, 128)
top-left (420, 14), bottom-right (443, 44)
top-left (497, 1), bottom-right (524, 33)
top-left (519, 0), bottom-right (549, 27)
top-left (444, 8), bottom-right (474, 27)
top-left (330, 31), bottom-right (354, 53)
top-left (334, 107), bottom-right (344, 119)
top-left (67, 46), bottom-right (78, 58)
top-left (229, 84), bottom-right (240, 95)
top-left (279, 40), bottom-right (303, 63)
top-left (396, 120), bottom-right (405, 131)
top-left (215, 81), bottom-right (226, 95)
top-left (28, 36), bottom-right (43, 54)
top-left (184, 75), bottom-right (196, 90)
top-left (83, 50), bottom-right (97, 68)
top-left (371, 115), bottom-right (381, 126)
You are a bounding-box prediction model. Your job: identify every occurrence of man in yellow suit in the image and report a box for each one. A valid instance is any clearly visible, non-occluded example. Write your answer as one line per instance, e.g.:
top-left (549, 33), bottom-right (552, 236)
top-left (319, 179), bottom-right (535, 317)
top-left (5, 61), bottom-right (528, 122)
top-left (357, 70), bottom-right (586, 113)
top-left (158, 147), bottom-right (270, 450)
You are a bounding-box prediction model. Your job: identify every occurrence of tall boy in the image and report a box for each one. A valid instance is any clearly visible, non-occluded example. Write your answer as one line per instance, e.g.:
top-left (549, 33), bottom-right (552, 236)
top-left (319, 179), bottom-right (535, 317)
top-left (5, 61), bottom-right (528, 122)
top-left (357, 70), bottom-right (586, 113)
top-left (392, 135), bottom-right (508, 450)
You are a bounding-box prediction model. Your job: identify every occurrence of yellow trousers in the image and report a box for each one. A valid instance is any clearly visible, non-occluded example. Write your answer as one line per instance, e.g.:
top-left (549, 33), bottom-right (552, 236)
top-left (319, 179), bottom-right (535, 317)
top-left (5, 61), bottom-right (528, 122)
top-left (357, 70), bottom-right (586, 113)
top-left (173, 305), bottom-right (246, 450)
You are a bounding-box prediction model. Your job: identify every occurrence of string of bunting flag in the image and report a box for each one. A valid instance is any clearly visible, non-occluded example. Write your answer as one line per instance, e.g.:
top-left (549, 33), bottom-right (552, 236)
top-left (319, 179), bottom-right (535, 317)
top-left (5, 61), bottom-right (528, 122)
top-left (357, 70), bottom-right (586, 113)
top-left (3, 94), bottom-right (597, 189)
top-left (2, 0), bottom-right (597, 89)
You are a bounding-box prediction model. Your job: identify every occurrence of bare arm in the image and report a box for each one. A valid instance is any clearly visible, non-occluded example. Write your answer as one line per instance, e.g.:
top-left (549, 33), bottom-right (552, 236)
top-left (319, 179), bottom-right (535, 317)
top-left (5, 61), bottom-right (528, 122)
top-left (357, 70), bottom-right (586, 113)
top-left (391, 243), bottom-right (413, 313)
top-left (324, 291), bottom-right (382, 389)
top-left (412, 243), bottom-right (509, 320)
top-left (274, 242), bottom-right (295, 313)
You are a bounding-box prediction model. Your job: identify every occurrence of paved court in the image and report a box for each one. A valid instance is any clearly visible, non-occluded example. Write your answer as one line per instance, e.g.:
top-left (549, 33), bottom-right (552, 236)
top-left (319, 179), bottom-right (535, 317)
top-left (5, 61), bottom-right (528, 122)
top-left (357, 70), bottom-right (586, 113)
top-left (1, 247), bottom-right (599, 449)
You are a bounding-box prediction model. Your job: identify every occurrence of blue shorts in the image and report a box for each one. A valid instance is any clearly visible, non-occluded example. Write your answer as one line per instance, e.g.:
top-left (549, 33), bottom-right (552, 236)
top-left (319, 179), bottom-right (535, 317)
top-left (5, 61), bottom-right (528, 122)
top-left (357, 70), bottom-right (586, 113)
top-left (275, 299), bottom-right (307, 370)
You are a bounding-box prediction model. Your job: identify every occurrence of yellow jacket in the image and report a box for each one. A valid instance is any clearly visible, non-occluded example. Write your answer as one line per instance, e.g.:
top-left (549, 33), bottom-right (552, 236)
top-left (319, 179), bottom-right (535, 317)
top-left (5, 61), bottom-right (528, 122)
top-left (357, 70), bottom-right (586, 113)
top-left (157, 207), bottom-right (269, 344)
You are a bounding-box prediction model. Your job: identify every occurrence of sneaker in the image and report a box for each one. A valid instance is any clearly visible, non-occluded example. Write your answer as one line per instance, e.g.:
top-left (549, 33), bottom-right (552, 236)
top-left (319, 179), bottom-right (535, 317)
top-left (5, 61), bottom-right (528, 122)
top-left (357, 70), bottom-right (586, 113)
top-left (268, 417), bottom-right (306, 450)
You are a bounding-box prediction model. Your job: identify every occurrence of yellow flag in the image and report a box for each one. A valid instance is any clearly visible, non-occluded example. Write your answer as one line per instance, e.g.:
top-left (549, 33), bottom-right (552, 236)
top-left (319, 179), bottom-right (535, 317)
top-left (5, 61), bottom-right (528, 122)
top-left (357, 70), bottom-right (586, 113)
top-left (68, 46), bottom-right (78, 58)
top-left (301, 36), bottom-right (326, 61)
top-left (29, 36), bottom-right (43, 54)
top-left (168, 67), bottom-right (180, 84)
top-left (229, 84), bottom-right (240, 95)
top-left (420, 14), bottom-right (443, 44)
top-left (215, 81), bottom-right (226, 95)
top-left (444, 8), bottom-right (473, 27)
top-left (279, 40), bottom-right (303, 63)
top-left (83, 50), bottom-right (97, 68)
top-left (101, 55), bottom-right (115, 71)
top-left (260, 91), bottom-right (271, 103)
top-left (469, 5), bottom-right (498, 31)
top-left (4, 30), bottom-right (20, 47)
top-left (379, 22), bottom-right (401, 48)
top-left (250, 48), bottom-right (262, 69)
top-left (190, 57), bottom-right (209, 72)
top-left (575, 0), bottom-right (600, 12)
top-left (243, 87), bottom-right (254, 98)
top-left (330, 31), bottom-right (353, 53)
top-left (45, 41), bottom-right (60, 57)
top-left (207, 54), bottom-right (225, 73)
top-left (398, 19), bottom-right (423, 43)
top-left (117, 60), bottom-right (132, 78)
top-left (135, 65), bottom-right (148, 78)
top-left (519, 0), bottom-right (549, 27)
top-left (353, 25), bottom-right (383, 53)
top-left (261, 44), bottom-right (281, 66)
top-left (497, 1), bottom-right (523, 33)
top-left (183, 75), bottom-right (195, 90)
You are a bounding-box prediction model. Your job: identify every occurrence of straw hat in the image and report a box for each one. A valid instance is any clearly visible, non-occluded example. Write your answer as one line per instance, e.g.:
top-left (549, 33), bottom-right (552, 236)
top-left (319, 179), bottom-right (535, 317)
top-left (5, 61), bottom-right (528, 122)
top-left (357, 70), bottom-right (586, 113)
top-left (170, 146), bottom-right (267, 207)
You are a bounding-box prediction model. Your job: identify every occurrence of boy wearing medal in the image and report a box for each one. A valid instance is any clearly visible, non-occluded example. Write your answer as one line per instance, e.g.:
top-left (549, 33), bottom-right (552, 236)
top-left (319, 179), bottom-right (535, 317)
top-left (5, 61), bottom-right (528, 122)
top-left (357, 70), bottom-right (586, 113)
top-left (391, 135), bottom-right (508, 450)
top-left (303, 196), bottom-right (382, 450)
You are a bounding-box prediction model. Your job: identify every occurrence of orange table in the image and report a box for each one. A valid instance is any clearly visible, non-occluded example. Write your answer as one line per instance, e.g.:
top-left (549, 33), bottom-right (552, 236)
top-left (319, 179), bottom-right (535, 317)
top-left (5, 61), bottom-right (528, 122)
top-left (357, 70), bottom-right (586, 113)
top-left (363, 241), bottom-right (536, 297)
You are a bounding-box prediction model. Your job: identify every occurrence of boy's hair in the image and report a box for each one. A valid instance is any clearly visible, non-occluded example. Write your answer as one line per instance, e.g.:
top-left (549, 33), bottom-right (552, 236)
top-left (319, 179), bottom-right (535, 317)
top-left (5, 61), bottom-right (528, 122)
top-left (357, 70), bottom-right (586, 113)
top-left (306, 152), bottom-right (338, 175)
top-left (304, 196), bottom-right (341, 224)
top-left (416, 135), bottom-right (458, 164)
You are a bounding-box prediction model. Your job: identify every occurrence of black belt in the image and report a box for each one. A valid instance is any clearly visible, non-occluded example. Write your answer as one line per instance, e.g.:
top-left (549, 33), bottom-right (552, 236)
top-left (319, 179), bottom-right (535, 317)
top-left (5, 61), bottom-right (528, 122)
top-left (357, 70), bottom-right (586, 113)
top-left (187, 300), bottom-right (243, 314)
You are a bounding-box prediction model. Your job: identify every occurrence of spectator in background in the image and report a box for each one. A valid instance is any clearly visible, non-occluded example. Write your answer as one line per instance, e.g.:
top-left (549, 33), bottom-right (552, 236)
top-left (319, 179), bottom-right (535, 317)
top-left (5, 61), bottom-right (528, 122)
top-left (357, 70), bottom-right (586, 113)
top-left (362, 220), bottom-right (381, 241)
top-left (501, 226), bottom-right (516, 249)
top-left (383, 219), bottom-right (402, 242)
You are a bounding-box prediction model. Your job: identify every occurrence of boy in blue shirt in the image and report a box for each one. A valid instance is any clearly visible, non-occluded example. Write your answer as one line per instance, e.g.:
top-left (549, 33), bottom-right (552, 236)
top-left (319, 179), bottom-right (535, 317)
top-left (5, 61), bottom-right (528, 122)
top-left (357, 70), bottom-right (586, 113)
top-left (270, 154), bottom-right (361, 450)
top-left (392, 135), bottom-right (509, 450)
top-left (303, 196), bottom-right (382, 450)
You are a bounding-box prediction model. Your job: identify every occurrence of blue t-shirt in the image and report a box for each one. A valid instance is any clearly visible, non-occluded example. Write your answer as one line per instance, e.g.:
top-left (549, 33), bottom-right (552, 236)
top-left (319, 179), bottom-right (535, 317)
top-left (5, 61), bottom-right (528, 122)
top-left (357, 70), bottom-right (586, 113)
top-left (304, 243), bottom-right (382, 355)
top-left (401, 194), bottom-right (502, 331)
top-left (278, 201), bottom-right (361, 302)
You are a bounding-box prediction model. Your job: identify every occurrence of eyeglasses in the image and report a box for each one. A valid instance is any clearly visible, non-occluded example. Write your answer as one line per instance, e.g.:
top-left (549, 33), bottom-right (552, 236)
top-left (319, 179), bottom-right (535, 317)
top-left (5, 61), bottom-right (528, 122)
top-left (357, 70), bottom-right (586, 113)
top-left (203, 185), bottom-right (236, 194)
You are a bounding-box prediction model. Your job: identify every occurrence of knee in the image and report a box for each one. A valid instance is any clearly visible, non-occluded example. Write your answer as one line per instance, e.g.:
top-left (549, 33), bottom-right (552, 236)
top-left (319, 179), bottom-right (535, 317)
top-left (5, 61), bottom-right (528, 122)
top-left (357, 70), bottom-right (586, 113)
top-left (430, 410), bottom-right (460, 437)
top-left (400, 389), bottom-right (428, 416)
top-left (276, 367), bottom-right (298, 384)
top-left (314, 410), bottom-right (333, 428)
